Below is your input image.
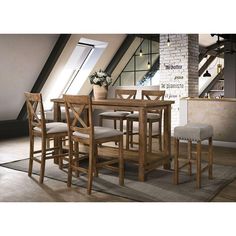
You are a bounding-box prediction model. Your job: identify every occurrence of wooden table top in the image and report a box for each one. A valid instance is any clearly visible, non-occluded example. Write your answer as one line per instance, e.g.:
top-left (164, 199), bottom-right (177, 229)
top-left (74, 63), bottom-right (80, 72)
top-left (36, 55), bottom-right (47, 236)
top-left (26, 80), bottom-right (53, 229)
top-left (51, 98), bottom-right (175, 108)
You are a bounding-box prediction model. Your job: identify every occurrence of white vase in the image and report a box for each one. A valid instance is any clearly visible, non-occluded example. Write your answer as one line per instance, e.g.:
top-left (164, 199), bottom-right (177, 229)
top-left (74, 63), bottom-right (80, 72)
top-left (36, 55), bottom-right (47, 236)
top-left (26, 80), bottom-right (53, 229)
top-left (93, 85), bottom-right (108, 100)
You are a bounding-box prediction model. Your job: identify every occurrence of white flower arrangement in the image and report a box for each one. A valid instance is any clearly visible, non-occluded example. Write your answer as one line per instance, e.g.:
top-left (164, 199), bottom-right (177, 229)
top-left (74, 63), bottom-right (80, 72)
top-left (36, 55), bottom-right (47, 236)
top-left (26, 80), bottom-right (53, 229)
top-left (89, 70), bottom-right (112, 87)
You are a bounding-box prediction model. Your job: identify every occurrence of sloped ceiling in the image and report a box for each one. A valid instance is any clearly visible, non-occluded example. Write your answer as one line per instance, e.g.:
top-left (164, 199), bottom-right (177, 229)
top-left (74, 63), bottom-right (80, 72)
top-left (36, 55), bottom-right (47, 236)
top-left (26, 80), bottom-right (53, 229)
top-left (0, 34), bottom-right (59, 120)
top-left (199, 34), bottom-right (216, 47)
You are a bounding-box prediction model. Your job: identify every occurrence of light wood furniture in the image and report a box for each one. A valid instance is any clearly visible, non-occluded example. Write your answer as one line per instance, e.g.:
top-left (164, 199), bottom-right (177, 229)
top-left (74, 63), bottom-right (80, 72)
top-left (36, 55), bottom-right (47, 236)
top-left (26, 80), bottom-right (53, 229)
top-left (98, 89), bottom-right (137, 132)
top-left (63, 95), bottom-right (124, 194)
top-left (25, 92), bottom-right (68, 183)
top-left (174, 123), bottom-right (213, 188)
top-left (52, 98), bottom-right (174, 181)
top-left (126, 90), bottom-right (165, 152)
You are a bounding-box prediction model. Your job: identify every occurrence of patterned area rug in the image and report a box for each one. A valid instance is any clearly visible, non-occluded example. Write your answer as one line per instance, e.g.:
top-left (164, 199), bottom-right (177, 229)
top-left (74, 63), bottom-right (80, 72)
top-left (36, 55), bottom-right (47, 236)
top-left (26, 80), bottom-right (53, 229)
top-left (1, 158), bottom-right (236, 202)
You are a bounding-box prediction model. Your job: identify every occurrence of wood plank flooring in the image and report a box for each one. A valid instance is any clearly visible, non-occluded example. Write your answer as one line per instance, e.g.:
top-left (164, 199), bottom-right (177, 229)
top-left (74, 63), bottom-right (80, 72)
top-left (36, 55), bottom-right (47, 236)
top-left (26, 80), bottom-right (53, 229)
top-left (0, 136), bottom-right (235, 201)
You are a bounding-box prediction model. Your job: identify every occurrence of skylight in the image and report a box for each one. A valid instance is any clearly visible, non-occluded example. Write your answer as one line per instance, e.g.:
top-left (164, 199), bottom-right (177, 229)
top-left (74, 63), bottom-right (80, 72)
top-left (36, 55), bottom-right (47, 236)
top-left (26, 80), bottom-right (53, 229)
top-left (43, 37), bottom-right (108, 110)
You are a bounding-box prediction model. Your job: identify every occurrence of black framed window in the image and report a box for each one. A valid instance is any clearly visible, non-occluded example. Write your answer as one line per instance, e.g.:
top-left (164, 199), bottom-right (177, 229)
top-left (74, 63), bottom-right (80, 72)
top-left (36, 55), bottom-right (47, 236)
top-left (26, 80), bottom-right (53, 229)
top-left (114, 38), bottom-right (159, 86)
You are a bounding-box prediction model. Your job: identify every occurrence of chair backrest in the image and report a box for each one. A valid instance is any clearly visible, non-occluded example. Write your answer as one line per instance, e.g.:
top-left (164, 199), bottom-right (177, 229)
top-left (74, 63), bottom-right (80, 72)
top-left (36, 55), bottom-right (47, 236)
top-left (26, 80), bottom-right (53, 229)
top-left (63, 95), bottom-right (94, 144)
top-left (25, 92), bottom-right (46, 135)
top-left (141, 90), bottom-right (165, 114)
top-left (115, 89), bottom-right (137, 99)
top-left (141, 90), bottom-right (165, 101)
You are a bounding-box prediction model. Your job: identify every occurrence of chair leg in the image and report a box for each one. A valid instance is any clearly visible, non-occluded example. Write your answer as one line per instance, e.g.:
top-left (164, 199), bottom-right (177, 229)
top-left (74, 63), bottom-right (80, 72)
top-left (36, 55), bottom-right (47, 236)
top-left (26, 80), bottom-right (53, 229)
top-left (148, 121), bottom-right (152, 153)
top-left (39, 138), bottom-right (47, 184)
top-left (159, 120), bottom-right (162, 152)
top-left (114, 120), bottom-right (118, 145)
top-left (74, 141), bottom-right (80, 177)
top-left (187, 140), bottom-right (192, 176)
top-left (87, 144), bottom-right (94, 195)
top-left (120, 118), bottom-right (123, 132)
top-left (93, 146), bottom-right (98, 177)
top-left (130, 121), bottom-right (134, 148)
top-left (174, 138), bottom-right (179, 184)
top-left (119, 136), bottom-right (124, 186)
top-left (28, 135), bottom-right (34, 177)
top-left (126, 120), bottom-right (130, 150)
top-left (58, 137), bottom-right (63, 170)
top-left (196, 141), bottom-right (201, 188)
top-left (67, 140), bottom-right (73, 187)
top-left (208, 137), bottom-right (213, 179)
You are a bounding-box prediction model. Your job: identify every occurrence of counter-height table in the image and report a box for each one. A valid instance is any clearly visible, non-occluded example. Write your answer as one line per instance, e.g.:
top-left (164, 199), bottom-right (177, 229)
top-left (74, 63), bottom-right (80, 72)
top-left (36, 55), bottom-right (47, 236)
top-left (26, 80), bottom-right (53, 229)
top-left (51, 98), bottom-right (174, 181)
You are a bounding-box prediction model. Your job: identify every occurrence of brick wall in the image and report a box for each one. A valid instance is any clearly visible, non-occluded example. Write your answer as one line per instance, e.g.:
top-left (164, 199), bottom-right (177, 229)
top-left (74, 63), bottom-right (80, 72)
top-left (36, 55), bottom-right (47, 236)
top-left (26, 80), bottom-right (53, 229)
top-left (159, 34), bottom-right (199, 131)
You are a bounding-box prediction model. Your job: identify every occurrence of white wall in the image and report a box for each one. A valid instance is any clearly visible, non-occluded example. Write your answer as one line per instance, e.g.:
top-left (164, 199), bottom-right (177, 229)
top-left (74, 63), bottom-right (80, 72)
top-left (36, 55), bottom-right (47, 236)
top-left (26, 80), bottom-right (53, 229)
top-left (0, 34), bottom-right (59, 120)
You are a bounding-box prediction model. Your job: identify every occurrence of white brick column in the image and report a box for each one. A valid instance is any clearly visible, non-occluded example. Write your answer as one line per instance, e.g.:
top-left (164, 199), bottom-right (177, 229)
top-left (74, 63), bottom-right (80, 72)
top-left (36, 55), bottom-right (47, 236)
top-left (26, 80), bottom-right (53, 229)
top-left (159, 34), bottom-right (199, 131)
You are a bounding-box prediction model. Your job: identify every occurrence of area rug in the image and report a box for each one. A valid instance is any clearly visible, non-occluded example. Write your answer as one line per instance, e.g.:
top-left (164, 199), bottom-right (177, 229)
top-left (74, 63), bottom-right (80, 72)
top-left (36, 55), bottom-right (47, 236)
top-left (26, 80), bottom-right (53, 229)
top-left (1, 158), bottom-right (235, 202)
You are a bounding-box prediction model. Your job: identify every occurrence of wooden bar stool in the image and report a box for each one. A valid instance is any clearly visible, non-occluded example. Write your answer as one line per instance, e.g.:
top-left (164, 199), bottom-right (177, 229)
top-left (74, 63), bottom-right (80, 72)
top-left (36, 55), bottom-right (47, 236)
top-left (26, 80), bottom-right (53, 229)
top-left (99, 89), bottom-right (137, 133)
top-left (174, 123), bottom-right (213, 188)
top-left (25, 92), bottom-right (68, 183)
top-left (63, 95), bottom-right (124, 195)
top-left (126, 90), bottom-right (165, 152)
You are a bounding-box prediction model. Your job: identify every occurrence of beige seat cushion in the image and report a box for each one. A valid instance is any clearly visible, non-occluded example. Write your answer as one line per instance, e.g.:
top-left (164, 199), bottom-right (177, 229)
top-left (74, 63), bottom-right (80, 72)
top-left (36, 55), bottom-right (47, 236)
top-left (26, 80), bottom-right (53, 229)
top-left (174, 123), bottom-right (213, 141)
top-left (127, 112), bottom-right (160, 120)
top-left (73, 126), bottom-right (123, 140)
top-left (99, 111), bottom-right (130, 118)
top-left (34, 122), bottom-right (68, 134)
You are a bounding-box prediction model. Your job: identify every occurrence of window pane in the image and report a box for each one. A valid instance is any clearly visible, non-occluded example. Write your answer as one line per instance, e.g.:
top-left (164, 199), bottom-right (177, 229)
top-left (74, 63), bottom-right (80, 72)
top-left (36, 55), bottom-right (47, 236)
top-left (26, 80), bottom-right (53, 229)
top-left (136, 71), bottom-right (148, 86)
top-left (120, 72), bottom-right (134, 86)
top-left (152, 53), bottom-right (159, 63)
top-left (136, 55), bottom-right (149, 70)
top-left (123, 57), bottom-right (134, 71)
top-left (152, 41), bottom-right (159, 53)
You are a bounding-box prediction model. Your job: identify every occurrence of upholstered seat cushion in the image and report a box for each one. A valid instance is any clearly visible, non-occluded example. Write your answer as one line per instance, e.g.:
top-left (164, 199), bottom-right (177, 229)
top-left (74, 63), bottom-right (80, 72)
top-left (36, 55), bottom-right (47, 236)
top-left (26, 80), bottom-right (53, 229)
top-left (34, 122), bottom-right (68, 134)
top-left (99, 111), bottom-right (130, 118)
top-left (73, 126), bottom-right (123, 140)
top-left (174, 123), bottom-right (213, 141)
top-left (126, 112), bottom-right (160, 120)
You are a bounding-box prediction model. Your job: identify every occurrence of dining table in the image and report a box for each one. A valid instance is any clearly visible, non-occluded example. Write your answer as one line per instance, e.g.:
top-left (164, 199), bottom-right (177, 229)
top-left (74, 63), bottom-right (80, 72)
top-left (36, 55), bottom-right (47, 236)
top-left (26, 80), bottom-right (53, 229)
top-left (51, 97), bottom-right (174, 181)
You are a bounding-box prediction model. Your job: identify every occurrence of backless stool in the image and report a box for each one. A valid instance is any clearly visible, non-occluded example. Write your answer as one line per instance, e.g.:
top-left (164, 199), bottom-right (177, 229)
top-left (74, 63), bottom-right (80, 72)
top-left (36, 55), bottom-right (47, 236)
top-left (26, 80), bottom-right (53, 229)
top-left (174, 123), bottom-right (213, 188)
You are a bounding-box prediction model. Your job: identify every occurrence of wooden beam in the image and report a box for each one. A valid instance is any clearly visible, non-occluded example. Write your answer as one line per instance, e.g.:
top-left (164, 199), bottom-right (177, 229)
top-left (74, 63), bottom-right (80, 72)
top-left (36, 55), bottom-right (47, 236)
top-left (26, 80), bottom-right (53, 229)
top-left (105, 34), bottom-right (136, 75)
top-left (199, 40), bottom-right (226, 62)
top-left (17, 34), bottom-right (71, 120)
top-left (199, 68), bottom-right (224, 97)
top-left (199, 55), bottom-right (216, 77)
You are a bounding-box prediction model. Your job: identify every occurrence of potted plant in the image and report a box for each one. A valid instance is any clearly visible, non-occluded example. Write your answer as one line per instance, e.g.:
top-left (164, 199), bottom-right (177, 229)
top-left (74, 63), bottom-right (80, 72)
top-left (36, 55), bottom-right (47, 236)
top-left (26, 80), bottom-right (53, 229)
top-left (89, 70), bottom-right (112, 100)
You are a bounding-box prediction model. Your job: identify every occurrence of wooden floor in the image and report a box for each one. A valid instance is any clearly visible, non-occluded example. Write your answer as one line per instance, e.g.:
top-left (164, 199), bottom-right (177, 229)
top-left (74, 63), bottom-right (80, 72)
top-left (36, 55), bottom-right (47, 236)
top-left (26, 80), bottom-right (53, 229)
top-left (0, 136), bottom-right (235, 202)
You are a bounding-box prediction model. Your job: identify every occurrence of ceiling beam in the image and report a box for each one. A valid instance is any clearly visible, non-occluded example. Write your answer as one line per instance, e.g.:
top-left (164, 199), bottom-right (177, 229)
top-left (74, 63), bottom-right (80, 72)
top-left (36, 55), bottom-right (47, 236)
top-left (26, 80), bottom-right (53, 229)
top-left (105, 35), bottom-right (136, 75)
top-left (199, 55), bottom-right (216, 77)
top-left (199, 40), bottom-right (226, 62)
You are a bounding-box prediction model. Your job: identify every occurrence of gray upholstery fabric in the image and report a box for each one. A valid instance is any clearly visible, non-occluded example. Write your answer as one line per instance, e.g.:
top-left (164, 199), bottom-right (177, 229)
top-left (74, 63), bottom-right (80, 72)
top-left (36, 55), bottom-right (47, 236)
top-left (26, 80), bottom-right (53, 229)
top-left (126, 112), bottom-right (160, 120)
top-left (99, 111), bottom-right (130, 118)
top-left (73, 126), bottom-right (123, 140)
top-left (174, 123), bottom-right (213, 141)
top-left (34, 122), bottom-right (68, 134)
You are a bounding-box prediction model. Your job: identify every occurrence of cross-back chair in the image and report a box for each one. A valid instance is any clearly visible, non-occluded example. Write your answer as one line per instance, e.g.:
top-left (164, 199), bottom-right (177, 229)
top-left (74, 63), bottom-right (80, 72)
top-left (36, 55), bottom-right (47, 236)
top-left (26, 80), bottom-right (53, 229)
top-left (99, 89), bottom-right (137, 133)
top-left (63, 95), bottom-right (124, 195)
top-left (126, 90), bottom-right (165, 153)
top-left (25, 92), bottom-right (68, 183)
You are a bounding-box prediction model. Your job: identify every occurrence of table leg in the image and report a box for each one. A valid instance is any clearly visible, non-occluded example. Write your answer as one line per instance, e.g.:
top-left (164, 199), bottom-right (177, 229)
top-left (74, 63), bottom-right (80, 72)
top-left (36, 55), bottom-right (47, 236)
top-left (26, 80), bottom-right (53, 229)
top-left (54, 101), bottom-right (61, 164)
top-left (138, 108), bottom-right (147, 181)
top-left (163, 105), bottom-right (171, 169)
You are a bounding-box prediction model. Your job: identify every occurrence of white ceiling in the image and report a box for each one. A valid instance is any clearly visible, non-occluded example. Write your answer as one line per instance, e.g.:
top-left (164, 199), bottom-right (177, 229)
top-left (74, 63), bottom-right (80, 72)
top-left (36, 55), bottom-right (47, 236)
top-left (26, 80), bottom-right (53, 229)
top-left (199, 34), bottom-right (217, 47)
